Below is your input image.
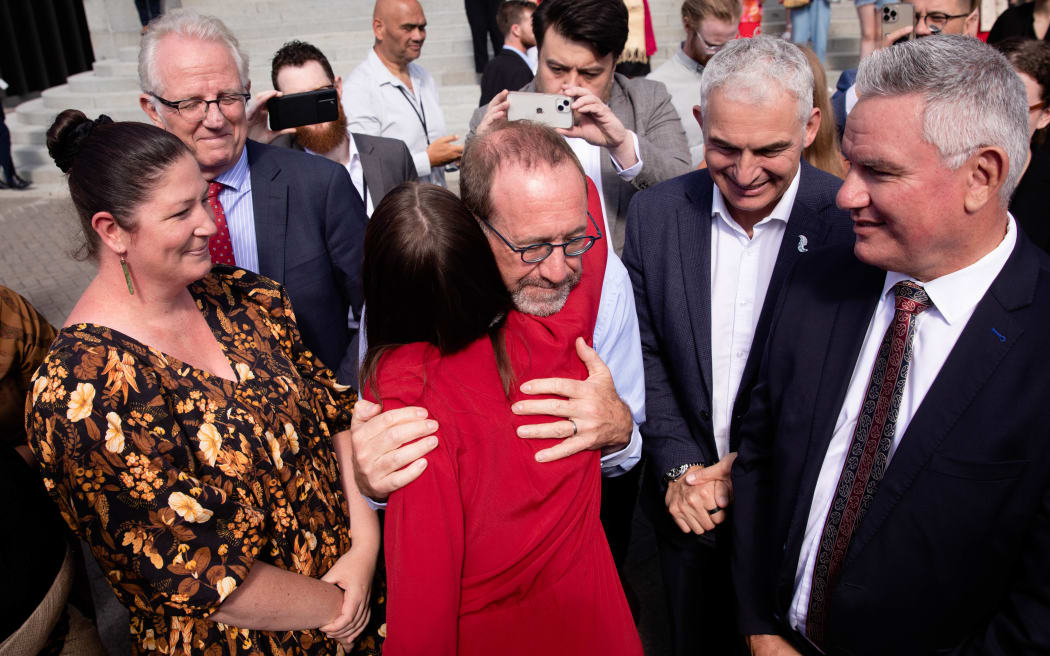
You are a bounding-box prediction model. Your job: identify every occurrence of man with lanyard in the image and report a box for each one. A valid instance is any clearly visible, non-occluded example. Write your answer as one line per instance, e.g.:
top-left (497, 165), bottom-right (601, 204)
top-left (344, 0), bottom-right (462, 186)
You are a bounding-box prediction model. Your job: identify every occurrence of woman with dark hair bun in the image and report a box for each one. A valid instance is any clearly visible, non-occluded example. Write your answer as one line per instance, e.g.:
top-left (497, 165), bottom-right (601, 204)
top-left (25, 110), bottom-right (384, 655)
top-left (362, 182), bottom-right (642, 655)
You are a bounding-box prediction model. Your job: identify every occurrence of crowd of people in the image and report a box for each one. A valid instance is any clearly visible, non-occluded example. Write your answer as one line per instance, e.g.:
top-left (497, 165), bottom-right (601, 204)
top-left (3, 0), bottom-right (1050, 654)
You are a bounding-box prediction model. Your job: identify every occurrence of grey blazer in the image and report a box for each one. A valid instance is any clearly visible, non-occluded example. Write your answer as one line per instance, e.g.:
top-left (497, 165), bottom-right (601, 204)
top-left (469, 73), bottom-right (692, 253)
top-left (271, 131), bottom-right (416, 207)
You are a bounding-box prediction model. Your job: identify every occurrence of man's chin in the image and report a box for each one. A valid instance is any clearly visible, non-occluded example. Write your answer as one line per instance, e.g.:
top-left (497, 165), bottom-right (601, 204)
top-left (512, 289), bottom-right (570, 317)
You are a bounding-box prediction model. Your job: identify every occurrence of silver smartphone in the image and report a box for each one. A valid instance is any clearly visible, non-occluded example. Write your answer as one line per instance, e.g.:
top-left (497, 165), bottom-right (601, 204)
top-left (506, 91), bottom-right (575, 130)
top-left (881, 3), bottom-right (915, 40)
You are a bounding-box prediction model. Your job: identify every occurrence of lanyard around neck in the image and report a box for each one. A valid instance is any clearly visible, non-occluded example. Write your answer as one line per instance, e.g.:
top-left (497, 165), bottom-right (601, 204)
top-left (395, 84), bottom-right (430, 145)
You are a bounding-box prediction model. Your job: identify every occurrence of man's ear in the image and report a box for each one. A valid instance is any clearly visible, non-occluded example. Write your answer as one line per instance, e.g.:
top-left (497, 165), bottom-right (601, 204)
top-left (963, 145), bottom-right (1008, 213)
top-left (964, 9), bottom-right (979, 37)
top-left (335, 75), bottom-right (344, 99)
top-left (373, 17), bottom-right (384, 43)
top-left (140, 93), bottom-right (164, 128)
top-left (692, 105), bottom-right (703, 132)
top-left (803, 107), bottom-right (821, 149)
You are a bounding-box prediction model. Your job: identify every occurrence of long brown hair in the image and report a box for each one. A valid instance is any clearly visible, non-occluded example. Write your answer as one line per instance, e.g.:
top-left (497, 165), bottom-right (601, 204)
top-left (360, 183), bottom-right (515, 398)
top-left (797, 45), bottom-right (847, 179)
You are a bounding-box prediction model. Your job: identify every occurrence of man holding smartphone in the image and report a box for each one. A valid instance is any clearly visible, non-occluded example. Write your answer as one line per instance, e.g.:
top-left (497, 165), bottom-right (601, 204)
top-left (470, 0), bottom-right (692, 256)
top-left (269, 40), bottom-right (416, 218)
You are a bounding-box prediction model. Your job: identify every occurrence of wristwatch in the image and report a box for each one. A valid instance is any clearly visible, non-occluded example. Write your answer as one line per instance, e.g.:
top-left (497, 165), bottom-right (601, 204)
top-left (663, 462), bottom-right (703, 483)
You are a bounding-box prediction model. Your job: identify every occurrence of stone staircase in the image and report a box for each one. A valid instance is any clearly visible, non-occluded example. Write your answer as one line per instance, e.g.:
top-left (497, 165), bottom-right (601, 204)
top-left (4, 0), bottom-right (861, 197)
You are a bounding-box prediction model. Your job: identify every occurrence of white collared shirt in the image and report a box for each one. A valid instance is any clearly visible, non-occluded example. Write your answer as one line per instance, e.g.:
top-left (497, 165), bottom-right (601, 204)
top-left (213, 147), bottom-right (259, 273)
top-left (343, 48), bottom-right (447, 186)
top-left (308, 131), bottom-right (373, 217)
top-left (647, 46), bottom-right (705, 168)
top-left (565, 134), bottom-right (643, 253)
top-left (709, 168), bottom-right (800, 460)
top-left (788, 217), bottom-right (1018, 636)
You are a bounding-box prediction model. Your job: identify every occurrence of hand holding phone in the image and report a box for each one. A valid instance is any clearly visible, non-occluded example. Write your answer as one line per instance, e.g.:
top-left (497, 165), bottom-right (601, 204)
top-left (506, 92), bottom-right (575, 130)
top-left (267, 87), bottom-right (340, 131)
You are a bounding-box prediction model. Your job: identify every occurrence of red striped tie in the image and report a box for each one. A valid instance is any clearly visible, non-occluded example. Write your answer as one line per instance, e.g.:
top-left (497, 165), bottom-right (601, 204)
top-left (207, 181), bottom-right (236, 266)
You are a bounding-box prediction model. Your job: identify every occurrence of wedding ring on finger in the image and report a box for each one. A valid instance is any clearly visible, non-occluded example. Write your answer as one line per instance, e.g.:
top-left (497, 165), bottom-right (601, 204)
top-left (569, 419), bottom-right (579, 436)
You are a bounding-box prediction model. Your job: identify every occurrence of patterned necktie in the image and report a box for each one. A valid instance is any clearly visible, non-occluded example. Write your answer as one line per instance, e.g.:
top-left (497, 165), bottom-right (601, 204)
top-left (207, 181), bottom-right (236, 266)
top-left (806, 280), bottom-right (932, 647)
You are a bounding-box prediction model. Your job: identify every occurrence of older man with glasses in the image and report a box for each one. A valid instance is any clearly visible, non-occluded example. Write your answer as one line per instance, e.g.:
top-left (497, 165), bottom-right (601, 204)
top-left (137, 9), bottom-right (368, 385)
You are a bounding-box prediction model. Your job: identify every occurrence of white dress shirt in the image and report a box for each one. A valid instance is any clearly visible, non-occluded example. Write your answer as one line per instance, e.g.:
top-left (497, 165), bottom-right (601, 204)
top-left (343, 48), bottom-right (447, 186)
top-left (709, 169), bottom-right (799, 460)
top-left (566, 135), bottom-right (643, 253)
top-left (788, 217), bottom-right (1018, 636)
top-left (213, 148), bottom-right (259, 273)
top-left (308, 130), bottom-right (373, 217)
top-left (647, 47), bottom-right (705, 168)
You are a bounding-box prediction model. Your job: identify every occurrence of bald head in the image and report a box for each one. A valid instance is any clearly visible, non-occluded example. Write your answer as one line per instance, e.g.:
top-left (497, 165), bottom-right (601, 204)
top-left (372, 0), bottom-right (426, 65)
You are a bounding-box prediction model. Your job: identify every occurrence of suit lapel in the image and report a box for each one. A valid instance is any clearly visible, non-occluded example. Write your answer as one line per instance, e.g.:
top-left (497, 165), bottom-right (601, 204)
top-left (247, 140), bottom-right (288, 281)
top-left (732, 164), bottom-right (838, 450)
top-left (845, 237), bottom-right (1035, 564)
top-left (782, 262), bottom-right (884, 568)
top-left (678, 176), bottom-right (715, 416)
top-left (354, 135), bottom-right (385, 206)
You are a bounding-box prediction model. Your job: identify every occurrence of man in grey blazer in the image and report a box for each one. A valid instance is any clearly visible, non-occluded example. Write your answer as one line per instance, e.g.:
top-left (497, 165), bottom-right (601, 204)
top-left (470, 0), bottom-right (692, 255)
top-left (622, 37), bottom-right (854, 654)
top-left (269, 40), bottom-right (416, 216)
top-left (138, 11), bottom-right (366, 384)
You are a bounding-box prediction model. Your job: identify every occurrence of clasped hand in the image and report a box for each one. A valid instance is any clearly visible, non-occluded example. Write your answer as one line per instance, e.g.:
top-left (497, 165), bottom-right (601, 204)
top-left (665, 452), bottom-right (737, 535)
top-left (319, 547), bottom-right (375, 649)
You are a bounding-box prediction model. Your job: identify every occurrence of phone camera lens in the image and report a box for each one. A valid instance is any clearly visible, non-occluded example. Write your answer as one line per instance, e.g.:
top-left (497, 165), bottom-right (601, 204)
top-left (536, 107), bottom-right (544, 114)
top-left (890, 10), bottom-right (897, 17)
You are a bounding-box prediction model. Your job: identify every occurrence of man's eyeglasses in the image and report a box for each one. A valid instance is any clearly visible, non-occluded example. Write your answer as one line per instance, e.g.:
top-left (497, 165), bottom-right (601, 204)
top-left (149, 92), bottom-right (251, 122)
top-left (913, 10), bottom-right (972, 34)
top-left (482, 211), bottom-right (603, 263)
top-left (696, 30), bottom-right (734, 54)
top-left (1030, 101), bottom-right (1047, 113)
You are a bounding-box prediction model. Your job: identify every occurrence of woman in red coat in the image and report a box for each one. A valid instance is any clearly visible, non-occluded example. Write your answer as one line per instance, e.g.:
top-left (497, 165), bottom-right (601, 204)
top-left (360, 179), bottom-right (642, 656)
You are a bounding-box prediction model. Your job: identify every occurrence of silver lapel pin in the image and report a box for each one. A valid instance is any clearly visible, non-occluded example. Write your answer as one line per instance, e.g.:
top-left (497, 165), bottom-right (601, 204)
top-left (797, 235), bottom-right (809, 253)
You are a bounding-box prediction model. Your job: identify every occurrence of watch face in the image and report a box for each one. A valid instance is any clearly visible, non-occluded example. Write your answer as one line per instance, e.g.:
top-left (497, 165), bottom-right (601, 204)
top-left (665, 464), bottom-right (689, 481)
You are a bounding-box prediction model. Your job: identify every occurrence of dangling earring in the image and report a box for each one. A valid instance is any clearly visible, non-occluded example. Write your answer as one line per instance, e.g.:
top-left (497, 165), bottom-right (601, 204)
top-left (120, 253), bottom-right (134, 296)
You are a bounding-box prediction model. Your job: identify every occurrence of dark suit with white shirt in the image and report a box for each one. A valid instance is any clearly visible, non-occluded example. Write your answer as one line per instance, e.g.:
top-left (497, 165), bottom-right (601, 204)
top-left (622, 160), bottom-right (852, 654)
top-left (731, 231), bottom-right (1050, 654)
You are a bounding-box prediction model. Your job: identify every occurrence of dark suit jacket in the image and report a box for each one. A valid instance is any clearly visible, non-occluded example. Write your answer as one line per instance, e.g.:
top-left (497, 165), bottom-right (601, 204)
top-left (471, 73), bottom-right (692, 253)
top-left (732, 233), bottom-right (1050, 654)
top-left (478, 48), bottom-right (534, 107)
top-left (623, 161), bottom-right (853, 541)
top-left (270, 131), bottom-right (416, 207)
top-left (246, 139), bottom-right (367, 384)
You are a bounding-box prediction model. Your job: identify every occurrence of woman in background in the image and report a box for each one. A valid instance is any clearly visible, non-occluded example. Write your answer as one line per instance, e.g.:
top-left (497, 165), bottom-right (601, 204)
top-left (798, 44), bottom-right (848, 178)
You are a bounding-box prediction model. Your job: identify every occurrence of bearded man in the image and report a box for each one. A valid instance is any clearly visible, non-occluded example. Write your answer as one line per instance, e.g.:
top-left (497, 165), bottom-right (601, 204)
top-left (270, 40), bottom-right (416, 217)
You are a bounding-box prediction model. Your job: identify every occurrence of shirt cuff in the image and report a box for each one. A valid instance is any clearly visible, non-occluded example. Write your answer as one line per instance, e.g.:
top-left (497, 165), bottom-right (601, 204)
top-left (611, 131), bottom-right (643, 181)
top-left (411, 149), bottom-right (432, 179)
top-left (600, 425), bottom-right (642, 477)
top-left (365, 496), bottom-right (388, 511)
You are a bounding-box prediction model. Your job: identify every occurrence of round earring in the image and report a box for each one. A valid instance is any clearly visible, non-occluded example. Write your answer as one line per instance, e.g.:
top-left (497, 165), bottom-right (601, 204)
top-left (119, 253), bottom-right (134, 296)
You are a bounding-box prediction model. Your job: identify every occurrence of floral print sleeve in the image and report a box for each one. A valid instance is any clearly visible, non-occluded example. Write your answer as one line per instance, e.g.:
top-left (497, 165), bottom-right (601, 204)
top-left (28, 341), bottom-right (268, 620)
top-left (264, 283), bottom-right (356, 435)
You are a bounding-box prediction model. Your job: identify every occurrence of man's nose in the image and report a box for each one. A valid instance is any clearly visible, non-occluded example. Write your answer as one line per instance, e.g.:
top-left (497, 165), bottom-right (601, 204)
top-left (537, 247), bottom-right (570, 285)
top-left (202, 101), bottom-right (226, 128)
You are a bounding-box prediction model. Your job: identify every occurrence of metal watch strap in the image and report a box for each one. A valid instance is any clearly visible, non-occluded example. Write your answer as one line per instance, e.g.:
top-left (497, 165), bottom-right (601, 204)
top-left (663, 462), bottom-right (704, 483)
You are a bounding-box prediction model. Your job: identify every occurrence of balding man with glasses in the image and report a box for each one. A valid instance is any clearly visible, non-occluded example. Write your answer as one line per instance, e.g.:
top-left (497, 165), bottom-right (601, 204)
top-left (138, 9), bottom-right (368, 384)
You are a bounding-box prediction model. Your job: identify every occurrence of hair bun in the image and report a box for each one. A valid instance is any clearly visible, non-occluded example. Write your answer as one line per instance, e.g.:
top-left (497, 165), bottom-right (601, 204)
top-left (46, 110), bottom-right (113, 173)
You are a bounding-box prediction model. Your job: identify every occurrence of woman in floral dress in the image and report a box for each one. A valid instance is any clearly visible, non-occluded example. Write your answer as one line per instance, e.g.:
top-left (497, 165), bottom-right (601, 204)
top-left (25, 109), bottom-right (383, 655)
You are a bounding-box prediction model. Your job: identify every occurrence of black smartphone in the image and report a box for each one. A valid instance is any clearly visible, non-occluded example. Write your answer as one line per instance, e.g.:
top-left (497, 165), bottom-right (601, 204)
top-left (267, 88), bottom-right (339, 131)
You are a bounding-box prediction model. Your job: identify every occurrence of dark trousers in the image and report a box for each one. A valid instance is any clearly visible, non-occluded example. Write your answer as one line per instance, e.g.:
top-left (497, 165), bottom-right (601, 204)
top-left (656, 530), bottom-right (745, 656)
top-left (600, 460), bottom-right (643, 617)
top-left (0, 101), bottom-right (14, 179)
top-left (134, 0), bottom-right (162, 27)
top-left (464, 0), bottom-right (503, 73)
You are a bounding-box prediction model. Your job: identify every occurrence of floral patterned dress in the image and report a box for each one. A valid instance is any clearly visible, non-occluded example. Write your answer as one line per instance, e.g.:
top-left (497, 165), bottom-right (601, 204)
top-left (26, 267), bottom-right (384, 656)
